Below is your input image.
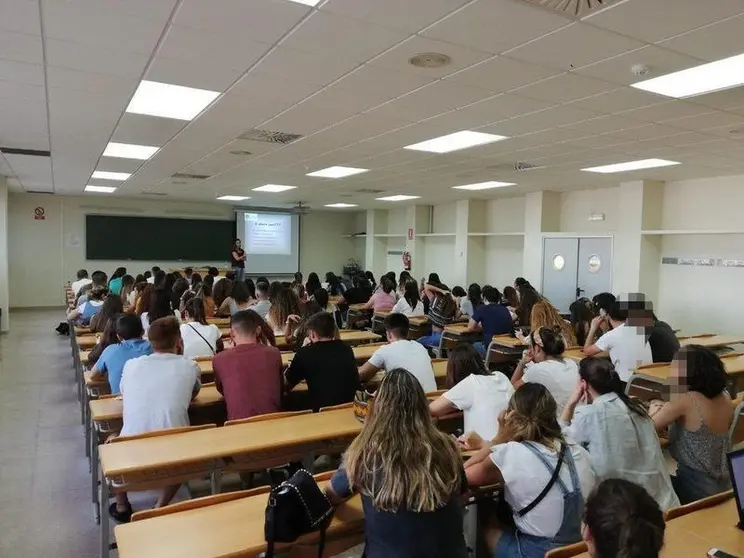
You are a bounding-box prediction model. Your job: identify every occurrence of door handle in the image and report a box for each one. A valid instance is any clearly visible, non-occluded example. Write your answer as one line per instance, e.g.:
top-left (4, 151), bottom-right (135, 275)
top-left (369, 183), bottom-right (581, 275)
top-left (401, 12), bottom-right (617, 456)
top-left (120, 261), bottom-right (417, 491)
top-left (576, 287), bottom-right (585, 298)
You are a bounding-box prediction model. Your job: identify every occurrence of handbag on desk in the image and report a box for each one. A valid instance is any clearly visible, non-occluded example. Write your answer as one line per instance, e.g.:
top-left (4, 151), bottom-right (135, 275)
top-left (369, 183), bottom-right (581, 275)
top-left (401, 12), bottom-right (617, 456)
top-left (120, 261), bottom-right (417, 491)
top-left (264, 469), bottom-right (335, 558)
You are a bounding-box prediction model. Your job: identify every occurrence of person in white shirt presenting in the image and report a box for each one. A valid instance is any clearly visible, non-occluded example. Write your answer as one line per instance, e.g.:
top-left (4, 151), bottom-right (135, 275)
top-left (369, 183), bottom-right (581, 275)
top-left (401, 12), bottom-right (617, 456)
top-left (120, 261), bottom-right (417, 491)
top-left (430, 343), bottom-right (513, 443)
top-left (359, 313), bottom-right (436, 392)
top-left (110, 315), bottom-right (201, 524)
top-left (583, 297), bottom-right (652, 382)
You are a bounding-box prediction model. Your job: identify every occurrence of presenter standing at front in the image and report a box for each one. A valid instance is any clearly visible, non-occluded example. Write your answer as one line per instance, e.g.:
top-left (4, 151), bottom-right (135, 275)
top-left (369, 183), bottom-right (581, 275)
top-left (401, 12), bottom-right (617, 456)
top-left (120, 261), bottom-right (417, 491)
top-left (231, 239), bottom-right (246, 281)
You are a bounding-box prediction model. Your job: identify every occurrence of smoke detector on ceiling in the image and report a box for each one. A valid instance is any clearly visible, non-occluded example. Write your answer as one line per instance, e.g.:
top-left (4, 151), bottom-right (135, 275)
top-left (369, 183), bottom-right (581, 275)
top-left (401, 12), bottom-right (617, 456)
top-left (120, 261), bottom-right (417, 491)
top-left (408, 53), bottom-right (451, 68)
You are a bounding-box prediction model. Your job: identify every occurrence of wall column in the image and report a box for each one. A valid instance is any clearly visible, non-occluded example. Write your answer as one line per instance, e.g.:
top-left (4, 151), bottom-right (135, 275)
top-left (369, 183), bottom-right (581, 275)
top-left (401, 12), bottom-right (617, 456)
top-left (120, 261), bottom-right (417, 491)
top-left (452, 199), bottom-right (470, 287)
top-left (365, 210), bottom-right (387, 277)
top-left (522, 191), bottom-right (560, 289)
top-left (0, 177), bottom-right (9, 332)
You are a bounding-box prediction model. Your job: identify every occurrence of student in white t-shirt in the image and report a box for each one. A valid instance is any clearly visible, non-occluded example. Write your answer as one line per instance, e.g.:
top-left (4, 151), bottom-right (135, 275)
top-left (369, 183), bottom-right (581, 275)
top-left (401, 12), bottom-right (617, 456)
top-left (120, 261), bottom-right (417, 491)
top-left (110, 316), bottom-right (201, 524)
top-left (511, 326), bottom-right (579, 415)
top-left (391, 279), bottom-right (425, 317)
top-left (140, 288), bottom-right (180, 333)
top-left (180, 298), bottom-right (222, 358)
top-left (359, 313), bottom-right (436, 393)
top-left (465, 384), bottom-right (596, 558)
top-left (71, 269), bottom-right (92, 297)
top-left (430, 343), bottom-right (513, 442)
top-left (584, 299), bottom-right (652, 382)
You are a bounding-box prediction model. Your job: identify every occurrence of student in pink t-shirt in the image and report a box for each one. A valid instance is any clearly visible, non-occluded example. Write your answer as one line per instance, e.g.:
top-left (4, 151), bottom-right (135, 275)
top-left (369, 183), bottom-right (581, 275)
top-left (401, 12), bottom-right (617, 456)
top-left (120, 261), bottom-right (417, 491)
top-left (363, 276), bottom-right (396, 312)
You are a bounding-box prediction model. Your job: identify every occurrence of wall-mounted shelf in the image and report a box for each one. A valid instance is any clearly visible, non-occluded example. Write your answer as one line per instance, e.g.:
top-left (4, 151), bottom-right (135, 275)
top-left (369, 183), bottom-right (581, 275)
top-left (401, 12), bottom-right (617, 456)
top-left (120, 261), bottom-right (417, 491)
top-left (642, 230), bottom-right (744, 236)
top-left (372, 233), bottom-right (406, 238)
top-left (341, 234), bottom-right (367, 238)
top-left (417, 233), bottom-right (456, 237)
top-left (467, 232), bottom-right (526, 237)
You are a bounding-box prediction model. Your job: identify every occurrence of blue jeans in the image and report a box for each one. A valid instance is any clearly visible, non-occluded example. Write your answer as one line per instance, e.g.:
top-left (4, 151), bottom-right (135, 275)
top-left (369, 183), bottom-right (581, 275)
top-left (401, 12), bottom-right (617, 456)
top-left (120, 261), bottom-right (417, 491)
top-left (473, 341), bottom-right (487, 357)
top-left (672, 462), bottom-right (731, 504)
top-left (416, 331), bottom-right (442, 349)
top-left (233, 267), bottom-right (245, 281)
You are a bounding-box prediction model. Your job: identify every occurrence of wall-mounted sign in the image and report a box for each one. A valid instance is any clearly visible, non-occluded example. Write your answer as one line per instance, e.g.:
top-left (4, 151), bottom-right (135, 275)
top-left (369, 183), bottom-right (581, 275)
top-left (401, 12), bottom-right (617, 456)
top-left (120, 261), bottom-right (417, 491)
top-left (33, 207), bottom-right (45, 220)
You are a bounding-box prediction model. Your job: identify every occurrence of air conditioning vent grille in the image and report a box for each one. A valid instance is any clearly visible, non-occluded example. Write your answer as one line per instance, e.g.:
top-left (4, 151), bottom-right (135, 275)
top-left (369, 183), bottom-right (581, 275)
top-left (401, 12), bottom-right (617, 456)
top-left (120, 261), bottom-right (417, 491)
top-left (518, 0), bottom-right (622, 17)
top-left (172, 172), bottom-right (210, 181)
top-left (355, 188), bottom-right (385, 194)
top-left (238, 129), bottom-right (303, 144)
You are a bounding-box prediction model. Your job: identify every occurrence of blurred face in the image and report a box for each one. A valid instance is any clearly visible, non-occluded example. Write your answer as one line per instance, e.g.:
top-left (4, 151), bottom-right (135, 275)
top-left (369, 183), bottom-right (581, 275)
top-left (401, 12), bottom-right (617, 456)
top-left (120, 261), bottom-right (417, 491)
top-left (235, 240), bottom-right (242, 249)
top-left (669, 358), bottom-right (688, 396)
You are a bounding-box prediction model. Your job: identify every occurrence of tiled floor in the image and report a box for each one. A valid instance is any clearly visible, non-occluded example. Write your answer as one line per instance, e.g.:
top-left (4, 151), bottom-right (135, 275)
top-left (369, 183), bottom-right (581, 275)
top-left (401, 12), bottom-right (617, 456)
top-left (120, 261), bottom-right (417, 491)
top-left (0, 309), bottom-right (99, 558)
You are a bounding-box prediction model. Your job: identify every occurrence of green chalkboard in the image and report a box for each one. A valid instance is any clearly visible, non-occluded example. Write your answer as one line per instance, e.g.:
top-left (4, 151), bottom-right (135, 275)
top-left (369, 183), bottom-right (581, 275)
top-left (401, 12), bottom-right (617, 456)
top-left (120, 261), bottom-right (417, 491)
top-left (85, 215), bottom-right (235, 261)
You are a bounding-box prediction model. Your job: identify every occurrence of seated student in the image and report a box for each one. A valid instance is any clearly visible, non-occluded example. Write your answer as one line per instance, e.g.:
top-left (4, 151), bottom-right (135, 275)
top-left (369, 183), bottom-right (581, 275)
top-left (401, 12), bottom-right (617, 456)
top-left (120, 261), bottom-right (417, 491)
top-left (584, 300), bottom-right (652, 382)
top-left (89, 314), bottom-right (152, 394)
top-left (465, 384), bottom-right (596, 558)
top-left (625, 295), bottom-right (680, 363)
top-left (591, 292), bottom-right (616, 337)
top-left (108, 267), bottom-right (127, 296)
top-left (502, 286), bottom-right (519, 318)
top-left (363, 276), bottom-right (396, 313)
top-left (76, 270), bottom-right (107, 306)
top-left (87, 318), bottom-right (119, 366)
top-left (212, 275), bottom-right (234, 311)
top-left (111, 316), bottom-right (201, 522)
top-left (183, 267), bottom-right (193, 284)
top-left (119, 274), bottom-right (136, 310)
top-left (430, 343), bottom-right (513, 443)
top-left (67, 286), bottom-right (107, 325)
top-left (511, 326), bottom-right (580, 415)
top-left (417, 282), bottom-right (458, 350)
top-left (213, 310), bottom-right (282, 421)
top-left (652, 345), bottom-right (733, 504)
top-left (515, 283), bottom-right (541, 328)
top-left (312, 287), bottom-right (337, 314)
top-left (569, 297), bottom-right (594, 347)
top-left (391, 279), bottom-right (425, 317)
top-left (560, 358), bottom-right (679, 511)
top-left (266, 287), bottom-right (303, 336)
top-left (89, 293), bottom-right (124, 333)
top-left (583, 479), bottom-right (665, 558)
top-left (323, 271), bottom-right (345, 296)
top-left (180, 298), bottom-right (222, 358)
top-left (285, 312), bottom-right (359, 411)
top-left (522, 299), bottom-right (578, 346)
top-left (291, 271), bottom-right (303, 290)
top-left (459, 283), bottom-right (482, 318)
top-left (397, 270), bottom-right (412, 297)
top-left (143, 270), bottom-right (152, 283)
top-left (359, 313), bottom-right (436, 392)
top-left (171, 278), bottom-right (190, 313)
top-left (151, 269), bottom-right (166, 289)
top-left (284, 299), bottom-right (323, 350)
top-left (305, 272), bottom-right (322, 298)
top-left (326, 368), bottom-right (468, 558)
top-left (217, 280), bottom-right (253, 316)
top-left (466, 286), bottom-right (513, 356)
top-left (341, 274), bottom-right (373, 305)
top-left (146, 265), bottom-right (160, 284)
top-left (248, 281), bottom-right (271, 319)
top-left (196, 280), bottom-right (216, 317)
top-left (140, 288), bottom-right (179, 333)
top-left (71, 269), bottom-right (92, 297)
top-left (134, 284), bottom-right (153, 316)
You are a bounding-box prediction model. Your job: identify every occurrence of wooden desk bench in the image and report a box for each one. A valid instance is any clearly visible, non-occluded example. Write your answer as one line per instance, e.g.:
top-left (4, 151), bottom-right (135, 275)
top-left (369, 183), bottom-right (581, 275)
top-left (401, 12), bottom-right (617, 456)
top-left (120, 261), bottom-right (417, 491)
top-left (678, 334), bottom-right (744, 349)
top-left (373, 312), bottom-right (430, 339)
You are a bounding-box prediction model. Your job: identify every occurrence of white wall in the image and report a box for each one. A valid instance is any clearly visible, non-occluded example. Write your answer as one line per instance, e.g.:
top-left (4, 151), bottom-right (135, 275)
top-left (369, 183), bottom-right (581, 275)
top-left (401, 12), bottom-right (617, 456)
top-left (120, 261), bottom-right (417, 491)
top-left (484, 197), bottom-right (526, 233)
top-left (0, 179), bottom-right (9, 331)
top-left (558, 187), bottom-right (619, 232)
top-left (485, 236), bottom-right (525, 291)
top-left (8, 194), bottom-right (359, 308)
top-left (421, 236), bottom-right (456, 285)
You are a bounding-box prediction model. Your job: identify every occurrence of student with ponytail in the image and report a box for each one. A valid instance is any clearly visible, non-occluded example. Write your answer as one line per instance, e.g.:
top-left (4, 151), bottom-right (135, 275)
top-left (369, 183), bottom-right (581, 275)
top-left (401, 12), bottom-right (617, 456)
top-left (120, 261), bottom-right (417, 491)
top-left (465, 384), bottom-right (596, 558)
top-left (512, 326), bottom-right (579, 414)
top-left (583, 478), bottom-right (665, 558)
top-left (561, 358), bottom-right (679, 511)
top-left (212, 310), bottom-right (281, 421)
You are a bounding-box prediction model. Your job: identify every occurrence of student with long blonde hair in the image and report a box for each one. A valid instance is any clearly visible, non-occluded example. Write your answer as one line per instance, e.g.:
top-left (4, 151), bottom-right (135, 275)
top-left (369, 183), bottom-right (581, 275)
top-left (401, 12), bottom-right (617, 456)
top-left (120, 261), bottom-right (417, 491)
top-left (326, 368), bottom-right (468, 558)
top-left (523, 299), bottom-right (577, 346)
top-left (465, 384), bottom-right (595, 558)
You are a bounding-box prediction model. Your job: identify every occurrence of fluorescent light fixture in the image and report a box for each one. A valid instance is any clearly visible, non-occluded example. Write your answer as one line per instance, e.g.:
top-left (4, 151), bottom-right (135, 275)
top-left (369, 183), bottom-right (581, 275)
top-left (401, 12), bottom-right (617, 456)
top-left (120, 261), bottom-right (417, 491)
top-left (404, 130), bottom-right (508, 154)
top-left (85, 185), bottom-right (116, 193)
top-left (453, 181), bottom-right (516, 191)
top-left (581, 158), bottom-right (680, 174)
top-left (217, 195), bottom-right (250, 201)
top-left (631, 52), bottom-right (744, 99)
top-left (126, 80), bottom-right (220, 121)
top-left (103, 142), bottom-right (159, 160)
top-left (307, 166), bottom-right (369, 178)
top-left (376, 195), bottom-right (421, 202)
top-left (252, 184), bottom-right (297, 193)
top-left (91, 170), bottom-right (131, 181)
top-left (287, 0), bottom-right (321, 5)
top-left (325, 203), bottom-right (358, 208)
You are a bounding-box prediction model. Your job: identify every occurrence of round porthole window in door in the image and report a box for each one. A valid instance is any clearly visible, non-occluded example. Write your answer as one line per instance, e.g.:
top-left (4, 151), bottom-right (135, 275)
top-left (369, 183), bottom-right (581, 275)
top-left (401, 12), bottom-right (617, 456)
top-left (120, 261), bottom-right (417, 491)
top-left (588, 254), bottom-right (602, 274)
top-left (552, 254), bottom-right (565, 271)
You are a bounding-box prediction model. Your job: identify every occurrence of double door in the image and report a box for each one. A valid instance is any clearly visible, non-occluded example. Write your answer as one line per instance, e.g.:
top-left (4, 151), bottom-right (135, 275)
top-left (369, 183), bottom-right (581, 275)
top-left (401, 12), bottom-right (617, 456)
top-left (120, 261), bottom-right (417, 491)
top-left (541, 237), bottom-right (612, 313)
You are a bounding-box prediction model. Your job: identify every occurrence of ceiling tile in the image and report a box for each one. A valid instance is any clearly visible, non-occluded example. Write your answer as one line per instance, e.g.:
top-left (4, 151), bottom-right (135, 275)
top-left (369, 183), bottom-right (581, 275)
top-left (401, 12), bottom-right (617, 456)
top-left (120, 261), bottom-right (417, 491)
top-left (0, 0), bottom-right (40, 35)
top-left (567, 88), bottom-right (663, 114)
top-left (584, 0), bottom-right (744, 43)
top-left (0, 80), bottom-right (46, 104)
top-left (505, 22), bottom-right (645, 71)
top-left (0, 31), bottom-right (43, 65)
top-left (514, 72), bottom-right (616, 103)
top-left (451, 55), bottom-right (562, 94)
top-left (146, 55), bottom-right (243, 91)
top-left (45, 65), bottom-right (136, 97)
top-left (665, 110), bottom-right (744, 132)
top-left (605, 123), bottom-right (684, 142)
top-left (659, 14), bottom-right (744, 62)
top-left (575, 45), bottom-right (704, 86)
top-left (480, 104), bottom-right (599, 136)
top-left (422, 0), bottom-right (571, 55)
top-left (280, 11), bottom-right (409, 64)
top-left (321, 0), bottom-right (470, 33)
top-left (370, 35), bottom-right (492, 79)
top-left (330, 65), bottom-right (434, 104)
top-left (174, 0), bottom-right (308, 42)
top-left (111, 113), bottom-right (187, 146)
top-left (0, 59), bottom-right (45, 86)
top-left (687, 88), bottom-right (744, 113)
top-left (44, 38), bottom-right (149, 79)
top-left (250, 46), bottom-right (361, 88)
top-left (42, 0), bottom-right (168, 55)
top-left (617, 100), bottom-right (717, 123)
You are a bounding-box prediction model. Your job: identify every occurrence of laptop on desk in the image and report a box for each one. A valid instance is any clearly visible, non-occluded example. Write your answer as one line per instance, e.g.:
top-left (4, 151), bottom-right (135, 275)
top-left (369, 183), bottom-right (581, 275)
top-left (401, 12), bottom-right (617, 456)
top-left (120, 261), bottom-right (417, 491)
top-left (726, 448), bottom-right (744, 529)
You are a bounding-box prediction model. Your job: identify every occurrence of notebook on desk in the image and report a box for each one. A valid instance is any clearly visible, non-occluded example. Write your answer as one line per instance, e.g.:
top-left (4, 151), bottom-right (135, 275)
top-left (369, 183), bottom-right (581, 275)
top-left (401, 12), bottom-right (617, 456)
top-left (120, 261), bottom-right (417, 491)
top-left (726, 448), bottom-right (744, 529)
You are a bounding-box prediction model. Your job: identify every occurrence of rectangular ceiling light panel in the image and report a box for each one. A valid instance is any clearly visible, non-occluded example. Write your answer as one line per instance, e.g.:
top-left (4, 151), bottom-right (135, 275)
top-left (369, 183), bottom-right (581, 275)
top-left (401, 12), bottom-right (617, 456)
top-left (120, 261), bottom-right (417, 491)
top-left (126, 81), bottom-right (220, 120)
top-left (404, 131), bottom-right (508, 153)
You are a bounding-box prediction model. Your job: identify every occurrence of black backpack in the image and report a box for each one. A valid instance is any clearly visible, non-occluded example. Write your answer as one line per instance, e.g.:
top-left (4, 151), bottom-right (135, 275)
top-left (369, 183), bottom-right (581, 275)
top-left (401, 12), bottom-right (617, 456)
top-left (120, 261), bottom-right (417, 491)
top-left (264, 469), bottom-right (335, 558)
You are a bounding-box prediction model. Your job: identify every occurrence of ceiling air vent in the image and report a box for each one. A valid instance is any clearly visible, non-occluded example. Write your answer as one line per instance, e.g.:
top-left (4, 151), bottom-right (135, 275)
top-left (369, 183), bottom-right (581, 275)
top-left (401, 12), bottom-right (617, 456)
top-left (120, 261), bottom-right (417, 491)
top-left (141, 191), bottom-right (168, 196)
top-left (355, 188), bottom-right (386, 194)
top-left (518, 0), bottom-right (623, 17)
top-left (486, 162), bottom-right (546, 172)
top-left (0, 147), bottom-right (51, 157)
top-left (171, 172), bottom-right (210, 181)
top-left (26, 190), bottom-right (54, 194)
top-left (238, 129), bottom-right (303, 145)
